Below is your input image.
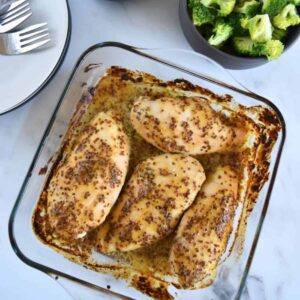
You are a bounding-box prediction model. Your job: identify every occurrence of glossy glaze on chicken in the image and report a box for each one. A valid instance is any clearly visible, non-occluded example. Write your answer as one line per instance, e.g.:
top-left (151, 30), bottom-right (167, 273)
top-left (97, 154), bottom-right (205, 253)
top-left (170, 166), bottom-right (239, 288)
top-left (131, 96), bottom-right (245, 155)
top-left (47, 111), bottom-right (130, 240)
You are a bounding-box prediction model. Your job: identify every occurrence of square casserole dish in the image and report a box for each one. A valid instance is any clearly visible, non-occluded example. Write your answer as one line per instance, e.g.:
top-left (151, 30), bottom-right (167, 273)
top-left (9, 42), bottom-right (285, 300)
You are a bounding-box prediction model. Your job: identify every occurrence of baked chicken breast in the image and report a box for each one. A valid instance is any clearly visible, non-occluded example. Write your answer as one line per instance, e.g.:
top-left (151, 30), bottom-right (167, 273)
top-left (47, 111), bottom-right (130, 240)
top-left (96, 154), bottom-right (205, 253)
top-left (170, 166), bottom-right (239, 288)
top-left (130, 96), bottom-right (245, 155)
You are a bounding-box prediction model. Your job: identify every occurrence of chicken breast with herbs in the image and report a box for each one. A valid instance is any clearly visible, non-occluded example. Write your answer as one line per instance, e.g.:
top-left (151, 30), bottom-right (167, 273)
top-left (47, 111), bottom-right (130, 240)
top-left (130, 96), bottom-right (245, 155)
top-left (170, 166), bottom-right (239, 288)
top-left (96, 154), bottom-right (205, 253)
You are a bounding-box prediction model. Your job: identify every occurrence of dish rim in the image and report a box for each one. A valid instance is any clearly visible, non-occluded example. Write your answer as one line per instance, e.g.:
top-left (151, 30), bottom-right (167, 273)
top-left (8, 41), bottom-right (286, 299)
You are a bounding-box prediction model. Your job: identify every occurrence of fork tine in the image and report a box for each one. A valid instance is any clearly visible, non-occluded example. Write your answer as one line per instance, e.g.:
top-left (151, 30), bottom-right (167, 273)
top-left (0, 11), bottom-right (31, 33)
top-left (0, 2), bottom-right (30, 20)
top-left (20, 38), bottom-right (51, 53)
top-left (2, 6), bottom-right (31, 25)
top-left (20, 28), bottom-right (48, 40)
top-left (20, 33), bottom-right (50, 46)
top-left (19, 23), bottom-right (48, 35)
top-left (0, 0), bottom-right (27, 16)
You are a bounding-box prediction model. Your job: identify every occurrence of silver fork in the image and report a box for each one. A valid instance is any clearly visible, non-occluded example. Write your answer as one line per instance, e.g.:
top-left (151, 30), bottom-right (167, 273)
top-left (0, 23), bottom-right (50, 55)
top-left (0, 0), bottom-right (31, 33)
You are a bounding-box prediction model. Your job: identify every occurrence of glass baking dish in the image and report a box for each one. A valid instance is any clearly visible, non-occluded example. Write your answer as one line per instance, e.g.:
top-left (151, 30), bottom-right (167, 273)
top-left (9, 42), bottom-right (285, 300)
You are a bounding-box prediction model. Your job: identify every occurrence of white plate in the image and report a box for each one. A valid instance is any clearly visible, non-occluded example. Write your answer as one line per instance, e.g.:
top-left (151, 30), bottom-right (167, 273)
top-left (0, 0), bottom-right (70, 114)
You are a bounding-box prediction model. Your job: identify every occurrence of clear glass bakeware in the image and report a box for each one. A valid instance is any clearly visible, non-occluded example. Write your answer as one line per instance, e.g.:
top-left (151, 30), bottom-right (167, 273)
top-left (9, 42), bottom-right (285, 300)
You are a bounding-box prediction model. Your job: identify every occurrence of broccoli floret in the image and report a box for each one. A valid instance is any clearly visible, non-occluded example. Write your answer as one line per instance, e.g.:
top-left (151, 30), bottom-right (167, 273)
top-left (208, 19), bottom-right (233, 46)
top-left (262, 0), bottom-right (288, 16)
top-left (227, 13), bottom-right (248, 35)
top-left (289, 0), bottom-right (300, 5)
top-left (200, 0), bottom-right (236, 17)
top-left (188, 0), bottom-right (201, 9)
top-left (241, 14), bottom-right (273, 42)
top-left (264, 40), bottom-right (285, 60)
top-left (233, 37), bottom-right (284, 60)
top-left (273, 4), bottom-right (300, 29)
top-left (233, 36), bottom-right (255, 54)
top-left (190, 1), bottom-right (216, 26)
top-left (188, 0), bottom-right (196, 8)
top-left (234, 0), bottom-right (262, 17)
top-left (272, 27), bottom-right (287, 40)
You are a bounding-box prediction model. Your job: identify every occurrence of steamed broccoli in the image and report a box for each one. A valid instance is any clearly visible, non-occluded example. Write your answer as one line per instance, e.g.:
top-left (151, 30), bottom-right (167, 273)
top-left (208, 19), bottom-right (233, 46)
top-left (233, 37), bottom-right (284, 60)
top-left (272, 27), bottom-right (287, 40)
top-left (273, 4), bottom-right (300, 29)
top-left (241, 14), bottom-right (273, 42)
top-left (189, 0), bottom-right (216, 26)
top-left (200, 0), bottom-right (236, 17)
top-left (188, 0), bottom-right (295, 60)
top-left (234, 0), bottom-right (262, 17)
top-left (262, 0), bottom-right (288, 16)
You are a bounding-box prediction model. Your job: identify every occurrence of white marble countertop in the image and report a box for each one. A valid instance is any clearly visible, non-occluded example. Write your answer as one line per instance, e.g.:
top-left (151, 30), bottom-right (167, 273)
top-left (1, 0), bottom-right (300, 299)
